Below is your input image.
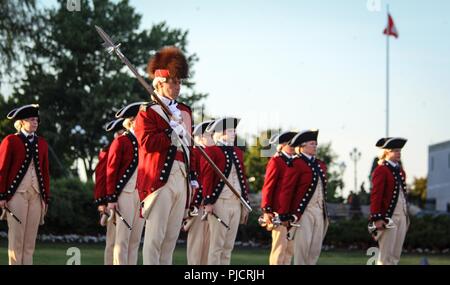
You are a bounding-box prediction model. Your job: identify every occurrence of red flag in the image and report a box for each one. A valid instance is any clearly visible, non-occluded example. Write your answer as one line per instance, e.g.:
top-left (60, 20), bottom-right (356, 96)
top-left (383, 14), bottom-right (398, 38)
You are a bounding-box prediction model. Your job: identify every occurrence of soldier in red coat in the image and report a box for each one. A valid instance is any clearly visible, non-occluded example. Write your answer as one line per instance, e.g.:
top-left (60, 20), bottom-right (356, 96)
top-left (260, 131), bottom-right (297, 265)
top-left (0, 104), bottom-right (50, 265)
top-left (106, 102), bottom-right (146, 265)
top-left (201, 117), bottom-right (250, 265)
top-left (135, 46), bottom-right (198, 265)
top-left (278, 129), bottom-right (329, 265)
top-left (93, 117), bottom-right (124, 265)
top-left (370, 137), bottom-right (409, 265)
top-left (185, 119), bottom-right (215, 265)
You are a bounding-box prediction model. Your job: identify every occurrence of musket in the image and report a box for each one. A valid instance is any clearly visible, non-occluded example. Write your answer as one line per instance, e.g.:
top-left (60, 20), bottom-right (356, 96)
top-left (95, 25), bottom-right (252, 213)
top-left (4, 207), bottom-right (22, 224)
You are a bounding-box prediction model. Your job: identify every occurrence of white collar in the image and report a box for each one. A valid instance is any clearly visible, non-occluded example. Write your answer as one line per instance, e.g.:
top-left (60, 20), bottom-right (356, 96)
top-left (21, 130), bottom-right (34, 138)
top-left (154, 91), bottom-right (176, 106)
top-left (128, 128), bottom-right (135, 136)
top-left (281, 151), bottom-right (293, 159)
top-left (387, 160), bottom-right (399, 168)
top-left (217, 140), bottom-right (233, 147)
top-left (196, 140), bottom-right (207, 148)
top-left (301, 152), bottom-right (314, 161)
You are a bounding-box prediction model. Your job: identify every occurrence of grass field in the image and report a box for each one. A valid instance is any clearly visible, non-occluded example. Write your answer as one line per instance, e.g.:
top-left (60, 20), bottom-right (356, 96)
top-left (1, 240), bottom-right (449, 265)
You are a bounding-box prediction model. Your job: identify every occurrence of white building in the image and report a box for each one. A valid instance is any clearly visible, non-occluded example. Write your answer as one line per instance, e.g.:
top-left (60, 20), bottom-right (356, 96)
top-left (428, 140), bottom-right (450, 212)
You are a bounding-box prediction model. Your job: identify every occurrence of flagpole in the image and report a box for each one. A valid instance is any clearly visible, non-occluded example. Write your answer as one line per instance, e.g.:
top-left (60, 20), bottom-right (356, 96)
top-left (386, 4), bottom-right (390, 137)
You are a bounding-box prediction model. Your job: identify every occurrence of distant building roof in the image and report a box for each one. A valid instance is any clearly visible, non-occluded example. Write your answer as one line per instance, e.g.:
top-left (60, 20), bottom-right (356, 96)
top-left (429, 140), bottom-right (450, 152)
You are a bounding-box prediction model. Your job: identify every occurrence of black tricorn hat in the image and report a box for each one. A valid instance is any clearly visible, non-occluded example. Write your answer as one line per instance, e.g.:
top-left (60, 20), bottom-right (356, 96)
top-left (7, 104), bottom-right (39, 120)
top-left (205, 117), bottom-right (240, 133)
top-left (115, 102), bottom-right (146, 119)
top-left (377, 137), bottom-right (407, 149)
top-left (105, 118), bottom-right (125, 133)
top-left (375, 137), bottom-right (391, 147)
top-left (193, 120), bottom-right (215, 136)
top-left (269, 131), bottom-right (298, 145)
top-left (289, 129), bottom-right (319, 147)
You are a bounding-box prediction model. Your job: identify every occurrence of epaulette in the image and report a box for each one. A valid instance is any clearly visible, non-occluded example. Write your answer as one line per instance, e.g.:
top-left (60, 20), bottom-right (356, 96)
top-left (139, 102), bottom-right (155, 112)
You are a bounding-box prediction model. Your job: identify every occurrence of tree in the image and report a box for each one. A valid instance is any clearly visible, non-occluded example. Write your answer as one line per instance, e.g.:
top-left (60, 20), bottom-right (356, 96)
top-left (316, 142), bottom-right (345, 203)
top-left (244, 130), bottom-right (275, 193)
top-left (409, 177), bottom-right (427, 208)
top-left (0, 0), bottom-right (39, 78)
top-left (1, 0), bottom-right (207, 180)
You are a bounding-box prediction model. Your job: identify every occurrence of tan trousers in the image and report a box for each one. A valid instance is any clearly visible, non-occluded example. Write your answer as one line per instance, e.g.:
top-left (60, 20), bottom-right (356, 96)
top-left (269, 225), bottom-right (294, 265)
top-left (142, 161), bottom-right (187, 265)
top-left (7, 187), bottom-right (42, 265)
top-left (113, 190), bottom-right (145, 265)
top-left (187, 207), bottom-right (210, 265)
top-left (377, 192), bottom-right (409, 265)
top-left (207, 197), bottom-right (241, 265)
top-left (293, 205), bottom-right (327, 265)
top-left (104, 220), bottom-right (116, 265)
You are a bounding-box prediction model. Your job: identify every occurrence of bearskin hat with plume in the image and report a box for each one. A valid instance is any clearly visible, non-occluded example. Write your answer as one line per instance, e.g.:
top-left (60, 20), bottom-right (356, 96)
top-left (147, 46), bottom-right (189, 79)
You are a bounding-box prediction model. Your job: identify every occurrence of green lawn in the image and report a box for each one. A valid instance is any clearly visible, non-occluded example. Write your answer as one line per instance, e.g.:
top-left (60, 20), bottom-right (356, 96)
top-left (1, 240), bottom-right (449, 265)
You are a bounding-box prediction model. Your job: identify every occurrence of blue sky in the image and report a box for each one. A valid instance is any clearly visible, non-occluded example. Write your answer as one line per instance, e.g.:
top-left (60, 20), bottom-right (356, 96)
top-left (39, 0), bottom-right (450, 195)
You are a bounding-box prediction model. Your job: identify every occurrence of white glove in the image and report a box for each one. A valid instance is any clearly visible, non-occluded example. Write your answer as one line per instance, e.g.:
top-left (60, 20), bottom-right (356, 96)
top-left (190, 180), bottom-right (199, 189)
top-left (170, 120), bottom-right (186, 138)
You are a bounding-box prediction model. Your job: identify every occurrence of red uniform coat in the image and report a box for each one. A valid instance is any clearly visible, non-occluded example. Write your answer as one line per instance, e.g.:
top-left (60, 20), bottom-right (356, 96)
top-left (370, 161), bottom-right (407, 221)
top-left (190, 146), bottom-right (204, 208)
top-left (94, 146), bottom-right (109, 206)
top-left (134, 101), bottom-right (195, 201)
top-left (278, 154), bottom-right (327, 221)
top-left (106, 132), bottom-right (138, 202)
top-left (260, 152), bottom-right (294, 213)
top-left (0, 133), bottom-right (50, 203)
top-left (200, 145), bottom-right (249, 205)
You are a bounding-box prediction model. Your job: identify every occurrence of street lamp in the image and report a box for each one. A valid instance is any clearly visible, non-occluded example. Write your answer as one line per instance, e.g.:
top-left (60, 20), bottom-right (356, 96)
top-left (339, 162), bottom-right (346, 175)
top-left (338, 161), bottom-right (346, 198)
top-left (349, 148), bottom-right (361, 193)
top-left (70, 125), bottom-right (86, 174)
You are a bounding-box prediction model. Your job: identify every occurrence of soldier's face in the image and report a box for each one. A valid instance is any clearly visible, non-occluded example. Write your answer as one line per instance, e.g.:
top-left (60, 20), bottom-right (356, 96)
top-left (160, 78), bottom-right (181, 100)
top-left (281, 144), bottom-right (295, 155)
top-left (222, 129), bottom-right (236, 144)
top-left (387, 149), bottom-right (401, 162)
top-left (302, 140), bottom-right (317, 156)
top-left (202, 133), bottom-right (215, 146)
top-left (22, 117), bottom-right (39, 133)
